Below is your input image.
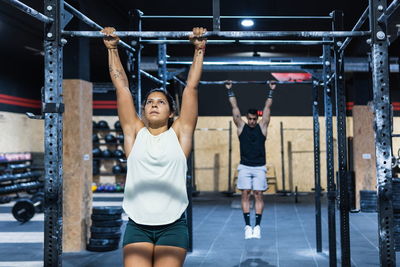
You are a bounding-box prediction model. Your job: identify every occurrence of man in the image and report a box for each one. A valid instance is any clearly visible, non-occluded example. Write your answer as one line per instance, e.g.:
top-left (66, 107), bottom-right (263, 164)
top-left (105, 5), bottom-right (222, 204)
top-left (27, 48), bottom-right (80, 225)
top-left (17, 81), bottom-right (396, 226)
top-left (225, 80), bottom-right (276, 239)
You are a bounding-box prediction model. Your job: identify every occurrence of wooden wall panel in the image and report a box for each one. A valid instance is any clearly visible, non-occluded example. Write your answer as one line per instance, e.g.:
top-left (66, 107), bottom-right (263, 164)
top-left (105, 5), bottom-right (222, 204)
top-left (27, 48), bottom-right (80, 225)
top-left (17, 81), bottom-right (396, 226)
top-left (62, 80), bottom-right (93, 252)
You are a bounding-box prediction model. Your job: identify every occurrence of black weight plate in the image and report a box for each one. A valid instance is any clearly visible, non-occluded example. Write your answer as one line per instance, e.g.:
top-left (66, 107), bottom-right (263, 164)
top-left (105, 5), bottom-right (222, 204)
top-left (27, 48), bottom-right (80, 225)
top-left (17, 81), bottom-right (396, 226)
top-left (92, 219), bottom-right (123, 227)
top-left (360, 190), bottom-right (376, 194)
top-left (89, 238), bottom-right (120, 246)
top-left (91, 213), bottom-right (121, 221)
top-left (360, 202), bottom-right (377, 206)
top-left (360, 199), bottom-right (377, 203)
top-left (87, 243), bottom-right (119, 252)
top-left (91, 231), bottom-right (122, 239)
top-left (360, 204), bottom-right (377, 208)
top-left (360, 197), bottom-right (377, 201)
top-left (360, 208), bottom-right (377, 212)
top-left (92, 206), bottom-right (123, 215)
top-left (91, 226), bottom-right (122, 233)
top-left (12, 199), bottom-right (35, 222)
top-left (360, 195), bottom-right (377, 198)
top-left (360, 202), bottom-right (377, 207)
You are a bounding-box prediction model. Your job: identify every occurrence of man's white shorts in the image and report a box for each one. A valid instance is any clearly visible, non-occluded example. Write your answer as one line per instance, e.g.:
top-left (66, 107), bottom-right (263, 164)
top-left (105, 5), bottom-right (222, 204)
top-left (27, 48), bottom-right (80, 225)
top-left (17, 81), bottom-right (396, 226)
top-left (237, 164), bottom-right (267, 191)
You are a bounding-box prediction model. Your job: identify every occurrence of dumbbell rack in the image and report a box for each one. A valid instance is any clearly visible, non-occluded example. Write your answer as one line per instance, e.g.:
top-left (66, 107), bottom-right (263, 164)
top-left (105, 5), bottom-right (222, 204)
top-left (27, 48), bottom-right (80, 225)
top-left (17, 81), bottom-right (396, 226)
top-left (93, 125), bottom-right (126, 192)
top-left (0, 158), bottom-right (44, 200)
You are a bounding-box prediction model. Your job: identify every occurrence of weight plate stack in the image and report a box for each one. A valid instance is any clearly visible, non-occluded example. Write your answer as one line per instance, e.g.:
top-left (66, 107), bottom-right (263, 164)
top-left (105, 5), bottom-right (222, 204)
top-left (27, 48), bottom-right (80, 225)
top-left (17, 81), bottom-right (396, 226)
top-left (88, 206), bottom-right (123, 252)
top-left (393, 178), bottom-right (400, 212)
top-left (360, 190), bottom-right (377, 213)
top-left (87, 238), bottom-right (120, 252)
top-left (394, 178), bottom-right (400, 251)
top-left (394, 213), bottom-right (400, 251)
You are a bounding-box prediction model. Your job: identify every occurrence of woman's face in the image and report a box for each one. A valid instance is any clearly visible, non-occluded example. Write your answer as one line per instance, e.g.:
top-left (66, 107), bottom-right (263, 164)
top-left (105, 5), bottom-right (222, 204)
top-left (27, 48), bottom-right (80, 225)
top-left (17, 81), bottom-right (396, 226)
top-left (143, 92), bottom-right (173, 126)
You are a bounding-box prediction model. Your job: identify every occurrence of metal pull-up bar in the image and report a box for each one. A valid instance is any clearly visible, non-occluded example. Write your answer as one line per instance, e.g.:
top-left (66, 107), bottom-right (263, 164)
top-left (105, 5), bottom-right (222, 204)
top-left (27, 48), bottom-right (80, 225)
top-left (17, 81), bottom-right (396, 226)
top-left (140, 15), bottom-right (333, 20)
top-left (62, 30), bottom-right (371, 39)
top-left (140, 39), bottom-right (332, 46)
top-left (167, 60), bottom-right (323, 66)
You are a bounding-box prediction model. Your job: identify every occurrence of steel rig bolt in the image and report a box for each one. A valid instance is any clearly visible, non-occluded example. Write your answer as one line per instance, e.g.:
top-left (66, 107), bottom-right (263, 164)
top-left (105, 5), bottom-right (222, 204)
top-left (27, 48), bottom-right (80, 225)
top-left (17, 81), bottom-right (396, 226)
top-left (377, 31), bottom-right (386, 40)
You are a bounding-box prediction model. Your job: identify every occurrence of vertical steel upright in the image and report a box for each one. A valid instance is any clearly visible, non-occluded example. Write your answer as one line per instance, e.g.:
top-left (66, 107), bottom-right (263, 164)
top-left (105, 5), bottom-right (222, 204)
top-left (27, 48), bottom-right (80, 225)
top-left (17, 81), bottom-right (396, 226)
top-left (228, 121), bottom-right (233, 193)
top-left (312, 80), bottom-right (322, 253)
top-left (332, 10), bottom-right (351, 267)
top-left (280, 122), bottom-right (287, 192)
top-left (43, 0), bottom-right (64, 266)
top-left (369, 0), bottom-right (396, 265)
top-left (191, 137), bottom-right (198, 194)
top-left (323, 39), bottom-right (337, 267)
top-left (158, 39), bottom-right (168, 90)
top-left (132, 9), bottom-right (142, 115)
top-left (186, 143), bottom-right (195, 252)
top-left (213, 0), bottom-right (221, 31)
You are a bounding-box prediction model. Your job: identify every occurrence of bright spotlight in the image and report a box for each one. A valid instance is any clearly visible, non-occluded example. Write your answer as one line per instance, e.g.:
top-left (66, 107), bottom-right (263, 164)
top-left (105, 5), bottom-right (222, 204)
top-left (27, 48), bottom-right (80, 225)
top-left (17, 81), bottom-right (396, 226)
top-left (241, 19), bottom-right (254, 27)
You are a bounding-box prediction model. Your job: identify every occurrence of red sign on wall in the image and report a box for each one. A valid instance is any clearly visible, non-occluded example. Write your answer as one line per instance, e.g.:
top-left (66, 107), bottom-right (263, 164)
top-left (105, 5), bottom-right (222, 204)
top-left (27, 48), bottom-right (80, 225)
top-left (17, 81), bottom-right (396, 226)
top-left (271, 73), bottom-right (312, 82)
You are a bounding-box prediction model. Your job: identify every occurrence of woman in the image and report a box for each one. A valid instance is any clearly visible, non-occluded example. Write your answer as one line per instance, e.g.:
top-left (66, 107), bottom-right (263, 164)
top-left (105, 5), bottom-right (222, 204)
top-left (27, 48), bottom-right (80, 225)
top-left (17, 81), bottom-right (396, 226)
top-left (101, 27), bottom-right (206, 267)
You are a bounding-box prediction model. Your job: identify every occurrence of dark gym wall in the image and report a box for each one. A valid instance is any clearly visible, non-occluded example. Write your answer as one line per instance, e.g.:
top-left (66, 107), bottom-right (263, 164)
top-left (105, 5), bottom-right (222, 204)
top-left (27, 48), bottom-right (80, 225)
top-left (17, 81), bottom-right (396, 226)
top-left (0, 1), bottom-right (43, 114)
top-left (0, 61), bottom-right (42, 114)
top-left (198, 71), bottom-right (315, 117)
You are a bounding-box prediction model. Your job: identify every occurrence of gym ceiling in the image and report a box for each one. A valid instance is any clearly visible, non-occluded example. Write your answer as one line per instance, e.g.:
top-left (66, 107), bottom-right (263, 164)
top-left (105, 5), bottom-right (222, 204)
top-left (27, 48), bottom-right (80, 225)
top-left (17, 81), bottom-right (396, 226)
top-left (0, 0), bottom-right (399, 83)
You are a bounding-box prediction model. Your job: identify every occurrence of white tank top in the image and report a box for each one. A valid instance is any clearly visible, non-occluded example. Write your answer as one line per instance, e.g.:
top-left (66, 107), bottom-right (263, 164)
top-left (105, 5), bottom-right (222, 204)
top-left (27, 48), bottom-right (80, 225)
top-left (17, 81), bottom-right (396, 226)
top-left (122, 127), bottom-right (188, 225)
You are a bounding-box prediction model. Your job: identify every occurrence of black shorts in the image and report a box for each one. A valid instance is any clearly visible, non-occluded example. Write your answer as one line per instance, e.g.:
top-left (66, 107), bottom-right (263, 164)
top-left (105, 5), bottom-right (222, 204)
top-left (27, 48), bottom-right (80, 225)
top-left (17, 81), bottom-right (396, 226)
top-left (122, 215), bottom-right (189, 250)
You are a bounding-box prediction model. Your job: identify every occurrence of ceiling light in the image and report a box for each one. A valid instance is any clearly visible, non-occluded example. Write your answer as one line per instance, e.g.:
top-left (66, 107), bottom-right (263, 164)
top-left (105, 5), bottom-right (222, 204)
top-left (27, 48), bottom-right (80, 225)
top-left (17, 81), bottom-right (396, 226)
top-left (241, 19), bottom-right (254, 27)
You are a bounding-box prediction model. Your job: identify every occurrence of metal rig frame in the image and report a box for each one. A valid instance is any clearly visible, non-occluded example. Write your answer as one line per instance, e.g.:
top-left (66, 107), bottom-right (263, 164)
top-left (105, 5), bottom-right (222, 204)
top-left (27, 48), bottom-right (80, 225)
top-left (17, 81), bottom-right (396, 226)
top-left (2, 0), bottom-right (399, 265)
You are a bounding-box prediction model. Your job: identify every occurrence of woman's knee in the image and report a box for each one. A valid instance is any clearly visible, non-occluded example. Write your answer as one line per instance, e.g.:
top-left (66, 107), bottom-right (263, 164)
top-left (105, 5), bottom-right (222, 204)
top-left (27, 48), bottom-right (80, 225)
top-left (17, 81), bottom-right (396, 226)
top-left (154, 245), bottom-right (186, 267)
top-left (123, 242), bottom-right (154, 267)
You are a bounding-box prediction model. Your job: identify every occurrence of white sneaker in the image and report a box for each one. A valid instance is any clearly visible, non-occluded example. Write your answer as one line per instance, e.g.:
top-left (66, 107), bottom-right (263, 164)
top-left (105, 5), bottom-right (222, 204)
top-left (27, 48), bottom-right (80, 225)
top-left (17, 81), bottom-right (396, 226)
top-left (253, 225), bottom-right (261, 239)
top-left (244, 225), bottom-right (253, 239)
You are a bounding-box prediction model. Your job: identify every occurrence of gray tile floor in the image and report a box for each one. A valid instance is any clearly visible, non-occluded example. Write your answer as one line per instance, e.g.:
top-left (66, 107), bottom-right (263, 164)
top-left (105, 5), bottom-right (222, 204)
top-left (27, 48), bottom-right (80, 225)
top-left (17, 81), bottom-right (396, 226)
top-left (0, 193), bottom-right (399, 266)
